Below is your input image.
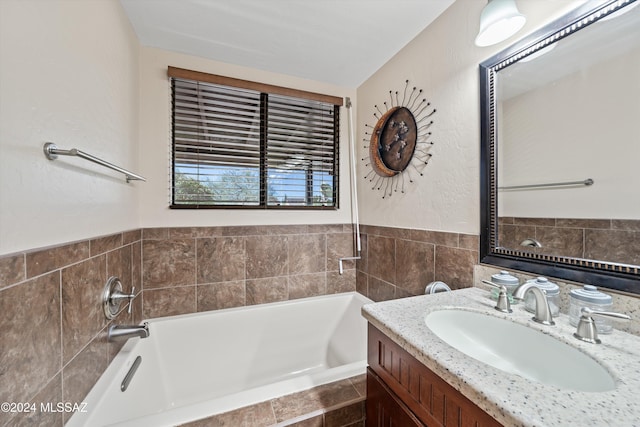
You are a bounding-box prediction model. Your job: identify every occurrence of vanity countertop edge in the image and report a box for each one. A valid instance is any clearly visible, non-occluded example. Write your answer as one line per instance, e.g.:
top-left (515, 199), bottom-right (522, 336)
top-left (361, 287), bottom-right (640, 427)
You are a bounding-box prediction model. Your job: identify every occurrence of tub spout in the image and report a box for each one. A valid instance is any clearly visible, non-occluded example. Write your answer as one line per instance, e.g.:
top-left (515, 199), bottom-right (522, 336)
top-left (108, 322), bottom-right (149, 342)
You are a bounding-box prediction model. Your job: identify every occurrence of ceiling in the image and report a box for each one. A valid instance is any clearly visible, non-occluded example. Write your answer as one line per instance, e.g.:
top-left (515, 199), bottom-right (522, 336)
top-left (119, 0), bottom-right (455, 88)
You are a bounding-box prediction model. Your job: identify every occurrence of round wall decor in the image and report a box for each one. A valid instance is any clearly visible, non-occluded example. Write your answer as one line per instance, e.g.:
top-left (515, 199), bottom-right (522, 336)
top-left (364, 81), bottom-right (436, 198)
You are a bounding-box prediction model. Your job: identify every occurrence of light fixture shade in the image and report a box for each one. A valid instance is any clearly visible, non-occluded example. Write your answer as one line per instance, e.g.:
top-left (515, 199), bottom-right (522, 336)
top-left (475, 0), bottom-right (526, 47)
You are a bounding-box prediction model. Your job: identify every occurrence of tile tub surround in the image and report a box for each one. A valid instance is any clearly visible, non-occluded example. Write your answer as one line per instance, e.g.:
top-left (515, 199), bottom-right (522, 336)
top-left (362, 288), bottom-right (640, 427)
top-left (0, 230), bottom-right (143, 427)
top-left (474, 264), bottom-right (640, 337)
top-left (498, 217), bottom-right (640, 266)
top-left (141, 224), bottom-right (358, 317)
top-left (356, 225), bottom-right (479, 301)
top-left (181, 374), bottom-right (366, 427)
top-left (0, 224), bottom-right (356, 426)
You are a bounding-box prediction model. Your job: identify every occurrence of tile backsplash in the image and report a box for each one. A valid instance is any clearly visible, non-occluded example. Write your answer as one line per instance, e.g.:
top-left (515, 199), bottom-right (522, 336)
top-left (474, 264), bottom-right (640, 336)
top-left (356, 225), bottom-right (479, 301)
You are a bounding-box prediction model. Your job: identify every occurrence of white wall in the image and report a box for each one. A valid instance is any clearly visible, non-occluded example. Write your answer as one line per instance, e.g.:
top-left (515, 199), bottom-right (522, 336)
top-left (0, 0), bottom-right (589, 256)
top-left (137, 47), bottom-right (357, 228)
top-left (0, 0), bottom-right (140, 255)
top-left (356, 0), bottom-right (586, 234)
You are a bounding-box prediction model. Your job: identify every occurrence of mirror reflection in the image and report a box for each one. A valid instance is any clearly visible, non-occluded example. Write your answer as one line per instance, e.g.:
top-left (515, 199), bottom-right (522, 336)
top-left (480, 0), bottom-right (640, 293)
top-left (497, 1), bottom-right (640, 266)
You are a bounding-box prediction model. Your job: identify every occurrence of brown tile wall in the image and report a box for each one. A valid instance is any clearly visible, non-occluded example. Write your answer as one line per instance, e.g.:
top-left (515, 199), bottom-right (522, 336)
top-left (0, 222), bottom-right (476, 426)
top-left (140, 224), bottom-right (357, 317)
top-left (499, 217), bottom-right (640, 265)
top-left (181, 374), bottom-right (365, 427)
top-left (0, 224), bottom-right (357, 426)
top-left (356, 225), bottom-right (479, 301)
top-left (0, 230), bottom-right (142, 427)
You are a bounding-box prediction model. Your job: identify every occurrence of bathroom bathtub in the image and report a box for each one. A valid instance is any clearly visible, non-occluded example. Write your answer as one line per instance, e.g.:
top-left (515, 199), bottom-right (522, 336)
top-left (67, 292), bottom-right (372, 427)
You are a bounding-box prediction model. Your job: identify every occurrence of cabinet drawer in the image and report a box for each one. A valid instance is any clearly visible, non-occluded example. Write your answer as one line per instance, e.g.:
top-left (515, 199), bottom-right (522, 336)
top-left (368, 324), bottom-right (502, 427)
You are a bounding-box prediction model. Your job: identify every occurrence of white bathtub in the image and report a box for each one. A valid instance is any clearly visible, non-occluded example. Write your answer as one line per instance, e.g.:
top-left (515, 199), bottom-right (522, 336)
top-left (68, 292), bottom-right (372, 427)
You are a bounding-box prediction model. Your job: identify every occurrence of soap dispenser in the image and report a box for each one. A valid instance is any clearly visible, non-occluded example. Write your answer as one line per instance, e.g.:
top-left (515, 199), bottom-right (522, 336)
top-left (569, 285), bottom-right (613, 334)
top-left (489, 270), bottom-right (520, 304)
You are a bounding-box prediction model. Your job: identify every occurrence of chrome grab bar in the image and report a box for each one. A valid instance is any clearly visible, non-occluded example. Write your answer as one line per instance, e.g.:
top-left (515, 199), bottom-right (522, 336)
top-left (499, 178), bottom-right (593, 191)
top-left (43, 142), bottom-right (146, 182)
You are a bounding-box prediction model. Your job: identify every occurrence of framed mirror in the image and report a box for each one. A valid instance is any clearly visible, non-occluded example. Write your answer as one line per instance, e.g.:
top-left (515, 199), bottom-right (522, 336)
top-left (480, 0), bottom-right (640, 294)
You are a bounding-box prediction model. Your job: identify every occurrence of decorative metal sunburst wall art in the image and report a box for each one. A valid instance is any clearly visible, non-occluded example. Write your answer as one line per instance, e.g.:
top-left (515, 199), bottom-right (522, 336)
top-left (363, 80), bottom-right (436, 198)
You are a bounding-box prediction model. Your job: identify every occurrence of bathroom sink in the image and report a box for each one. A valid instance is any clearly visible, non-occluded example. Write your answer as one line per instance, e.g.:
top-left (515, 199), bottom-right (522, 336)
top-left (424, 310), bottom-right (616, 392)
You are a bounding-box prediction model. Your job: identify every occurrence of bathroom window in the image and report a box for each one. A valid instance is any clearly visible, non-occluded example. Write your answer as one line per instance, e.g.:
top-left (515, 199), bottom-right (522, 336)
top-left (169, 67), bottom-right (341, 209)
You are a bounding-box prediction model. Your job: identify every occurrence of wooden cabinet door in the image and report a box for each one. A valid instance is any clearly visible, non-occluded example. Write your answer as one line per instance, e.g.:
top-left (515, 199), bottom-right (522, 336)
top-left (368, 324), bottom-right (503, 427)
top-left (366, 368), bottom-right (424, 427)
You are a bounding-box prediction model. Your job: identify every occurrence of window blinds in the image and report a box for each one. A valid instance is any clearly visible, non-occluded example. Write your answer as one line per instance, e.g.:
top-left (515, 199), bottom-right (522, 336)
top-left (171, 75), bottom-right (339, 208)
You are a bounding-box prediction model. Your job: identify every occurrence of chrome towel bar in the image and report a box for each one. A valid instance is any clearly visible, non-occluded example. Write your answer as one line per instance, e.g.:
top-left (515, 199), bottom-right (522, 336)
top-left (499, 178), bottom-right (593, 191)
top-left (43, 142), bottom-right (146, 182)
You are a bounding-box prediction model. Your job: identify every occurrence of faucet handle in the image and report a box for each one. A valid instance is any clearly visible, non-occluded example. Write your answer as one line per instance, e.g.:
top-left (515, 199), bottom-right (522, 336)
top-left (482, 280), bottom-right (513, 313)
top-left (126, 287), bottom-right (136, 314)
top-left (574, 307), bottom-right (631, 344)
top-left (102, 277), bottom-right (137, 320)
top-left (584, 307), bottom-right (632, 321)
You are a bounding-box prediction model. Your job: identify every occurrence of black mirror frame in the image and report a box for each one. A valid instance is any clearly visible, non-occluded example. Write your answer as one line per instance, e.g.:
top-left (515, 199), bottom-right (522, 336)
top-left (479, 0), bottom-right (640, 294)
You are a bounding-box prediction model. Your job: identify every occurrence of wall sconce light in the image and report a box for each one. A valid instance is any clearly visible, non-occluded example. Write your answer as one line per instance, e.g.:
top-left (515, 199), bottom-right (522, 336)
top-left (475, 0), bottom-right (526, 47)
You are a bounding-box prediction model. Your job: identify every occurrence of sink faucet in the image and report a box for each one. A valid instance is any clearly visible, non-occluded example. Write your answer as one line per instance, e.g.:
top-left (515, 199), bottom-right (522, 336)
top-left (108, 322), bottom-right (150, 342)
top-left (512, 283), bottom-right (555, 325)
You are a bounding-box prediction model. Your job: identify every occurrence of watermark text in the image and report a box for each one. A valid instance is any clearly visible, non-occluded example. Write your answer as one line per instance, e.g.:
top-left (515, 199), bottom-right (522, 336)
top-left (1, 401), bottom-right (88, 413)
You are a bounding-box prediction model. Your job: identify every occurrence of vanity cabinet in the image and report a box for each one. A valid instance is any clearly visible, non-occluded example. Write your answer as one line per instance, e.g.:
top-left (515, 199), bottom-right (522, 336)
top-left (366, 324), bottom-right (503, 427)
top-left (367, 368), bottom-right (424, 427)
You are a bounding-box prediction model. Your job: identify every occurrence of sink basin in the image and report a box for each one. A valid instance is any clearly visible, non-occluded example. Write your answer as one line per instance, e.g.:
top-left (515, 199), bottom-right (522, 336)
top-left (425, 310), bottom-right (616, 392)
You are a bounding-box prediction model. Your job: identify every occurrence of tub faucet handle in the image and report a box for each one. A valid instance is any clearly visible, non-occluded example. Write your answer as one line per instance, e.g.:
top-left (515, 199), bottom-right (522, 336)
top-left (125, 287), bottom-right (136, 314)
top-left (102, 277), bottom-right (137, 319)
top-left (110, 286), bottom-right (136, 313)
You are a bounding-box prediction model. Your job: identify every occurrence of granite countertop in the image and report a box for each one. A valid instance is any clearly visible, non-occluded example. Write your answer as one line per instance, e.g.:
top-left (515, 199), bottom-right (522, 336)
top-left (361, 287), bottom-right (640, 427)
